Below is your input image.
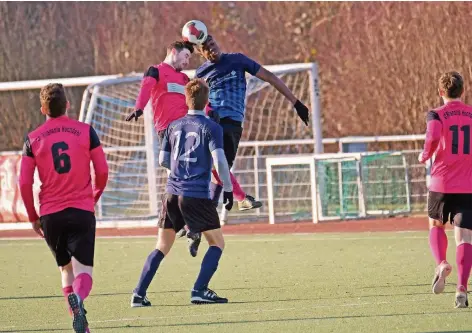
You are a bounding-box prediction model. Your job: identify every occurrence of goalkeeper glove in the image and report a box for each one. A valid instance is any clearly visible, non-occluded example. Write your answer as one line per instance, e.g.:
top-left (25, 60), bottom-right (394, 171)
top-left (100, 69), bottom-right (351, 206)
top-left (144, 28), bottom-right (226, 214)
top-left (125, 109), bottom-right (143, 122)
top-left (294, 100), bottom-right (309, 126)
top-left (223, 191), bottom-right (234, 211)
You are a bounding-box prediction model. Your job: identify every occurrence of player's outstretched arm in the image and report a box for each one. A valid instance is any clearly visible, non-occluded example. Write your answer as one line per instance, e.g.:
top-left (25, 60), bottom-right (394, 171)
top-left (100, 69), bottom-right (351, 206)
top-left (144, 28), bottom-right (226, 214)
top-left (90, 127), bottom-right (109, 203)
top-left (255, 66), bottom-right (310, 126)
top-left (126, 66), bottom-right (159, 121)
top-left (419, 111), bottom-right (442, 163)
top-left (19, 137), bottom-right (42, 236)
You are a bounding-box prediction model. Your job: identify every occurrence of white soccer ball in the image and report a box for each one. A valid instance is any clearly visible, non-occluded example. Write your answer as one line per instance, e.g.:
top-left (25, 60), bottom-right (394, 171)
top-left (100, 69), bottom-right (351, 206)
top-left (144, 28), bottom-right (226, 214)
top-left (182, 20), bottom-right (208, 45)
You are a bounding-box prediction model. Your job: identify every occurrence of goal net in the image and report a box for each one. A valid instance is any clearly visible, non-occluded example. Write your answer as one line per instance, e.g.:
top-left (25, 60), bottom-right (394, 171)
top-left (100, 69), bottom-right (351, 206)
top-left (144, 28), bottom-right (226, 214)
top-left (78, 63), bottom-right (321, 223)
top-left (266, 152), bottom-right (411, 224)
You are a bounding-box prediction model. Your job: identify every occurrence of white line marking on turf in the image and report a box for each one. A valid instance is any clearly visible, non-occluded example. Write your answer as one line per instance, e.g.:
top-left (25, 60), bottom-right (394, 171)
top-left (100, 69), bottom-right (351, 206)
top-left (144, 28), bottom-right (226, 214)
top-left (0, 235), bottom-right (429, 246)
top-left (1, 296), bottom-right (448, 330)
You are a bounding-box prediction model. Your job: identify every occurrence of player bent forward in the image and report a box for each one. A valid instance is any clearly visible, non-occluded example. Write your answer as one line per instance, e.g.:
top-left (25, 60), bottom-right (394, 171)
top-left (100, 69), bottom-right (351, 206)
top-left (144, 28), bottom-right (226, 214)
top-left (19, 84), bottom-right (109, 332)
top-left (131, 78), bottom-right (233, 306)
top-left (419, 71), bottom-right (472, 308)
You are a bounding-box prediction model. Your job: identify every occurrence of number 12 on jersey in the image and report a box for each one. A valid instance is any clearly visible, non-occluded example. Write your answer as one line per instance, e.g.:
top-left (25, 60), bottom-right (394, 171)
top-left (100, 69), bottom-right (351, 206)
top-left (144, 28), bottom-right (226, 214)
top-left (450, 125), bottom-right (470, 154)
top-left (173, 131), bottom-right (201, 162)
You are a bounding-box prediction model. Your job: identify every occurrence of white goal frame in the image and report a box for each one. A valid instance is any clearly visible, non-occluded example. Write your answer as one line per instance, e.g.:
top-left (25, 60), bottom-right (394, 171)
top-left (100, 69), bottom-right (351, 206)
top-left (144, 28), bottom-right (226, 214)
top-left (266, 152), bottom-right (412, 224)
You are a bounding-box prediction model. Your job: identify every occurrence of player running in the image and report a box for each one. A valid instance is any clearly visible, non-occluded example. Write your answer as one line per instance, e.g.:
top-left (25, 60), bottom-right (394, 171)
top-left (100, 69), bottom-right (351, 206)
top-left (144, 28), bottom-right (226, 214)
top-left (419, 71), bottom-right (472, 308)
top-left (194, 35), bottom-right (310, 209)
top-left (19, 83), bottom-right (109, 332)
top-left (133, 78), bottom-right (233, 306)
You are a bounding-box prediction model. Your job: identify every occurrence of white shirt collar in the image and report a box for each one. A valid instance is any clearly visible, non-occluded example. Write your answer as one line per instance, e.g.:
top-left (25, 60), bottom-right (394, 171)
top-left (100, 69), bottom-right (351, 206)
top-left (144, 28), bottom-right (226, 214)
top-left (188, 109), bottom-right (206, 116)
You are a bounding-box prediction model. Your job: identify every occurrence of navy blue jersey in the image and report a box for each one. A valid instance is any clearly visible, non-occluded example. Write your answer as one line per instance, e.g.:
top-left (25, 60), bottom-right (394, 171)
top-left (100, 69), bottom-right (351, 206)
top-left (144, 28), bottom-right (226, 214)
top-left (161, 111), bottom-right (224, 198)
top-left (195, 53), bottom-right (261, 122)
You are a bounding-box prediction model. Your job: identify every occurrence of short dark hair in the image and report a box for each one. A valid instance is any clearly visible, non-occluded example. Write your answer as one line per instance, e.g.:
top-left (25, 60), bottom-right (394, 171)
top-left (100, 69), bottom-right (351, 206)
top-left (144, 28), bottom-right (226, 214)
top-left (40, 83), bottom-right (67, 118)
top-left (439, 71), bottom-right (464, 99)
top-left (185, 79), bottom-right (209, 110)
top-left (167, 40), bottom-right (194, 55)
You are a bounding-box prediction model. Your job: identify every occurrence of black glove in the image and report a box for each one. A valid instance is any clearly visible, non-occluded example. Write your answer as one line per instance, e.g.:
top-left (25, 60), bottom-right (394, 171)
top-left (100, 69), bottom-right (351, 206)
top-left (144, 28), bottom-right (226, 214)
top-left (223, 191), bottom-right (234, 211)
top-left (208, 110), bottom-right (220, 124)
top-left (294, 100), bottom-right (309, 126)
top-left (125, 109), bottom-right (143, 122)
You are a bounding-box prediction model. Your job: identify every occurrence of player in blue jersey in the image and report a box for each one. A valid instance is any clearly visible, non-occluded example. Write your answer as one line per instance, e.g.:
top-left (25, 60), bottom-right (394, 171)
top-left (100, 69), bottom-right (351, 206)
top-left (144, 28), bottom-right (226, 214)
top-left (131, 79), bottom-right (233, 306)
top-left (194, 35), bottom-right (310, 210)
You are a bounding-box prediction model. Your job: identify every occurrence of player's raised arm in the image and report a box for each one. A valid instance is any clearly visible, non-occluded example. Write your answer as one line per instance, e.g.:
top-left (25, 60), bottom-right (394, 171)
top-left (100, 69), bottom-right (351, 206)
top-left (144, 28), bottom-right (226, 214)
top-left (126, 66), bottom-right (160, 121)
top-left (419, 110), bottom-right (443, 163)
top-left (89, 126), bottom-right (109, 203)
top-left (250, 58), bottom-right (310, 126)
top-left (19, 136), bottom-right (42, 236)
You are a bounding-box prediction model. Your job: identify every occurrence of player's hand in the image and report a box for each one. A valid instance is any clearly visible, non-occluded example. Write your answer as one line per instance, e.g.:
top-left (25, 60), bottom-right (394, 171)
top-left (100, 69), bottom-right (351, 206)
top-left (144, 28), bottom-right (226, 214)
top-left (125, 109), bottom-right (143, 122)
top-left (294, 100), bottom-right (309, 126)
top-left (208, 110), bottom-right (220, 124)
top-left (31, 220), bottom-right (44, 238)
top-left (223, 191), bottom-right (234, 211)
top-left (418, 152), bottom-right (425, 164)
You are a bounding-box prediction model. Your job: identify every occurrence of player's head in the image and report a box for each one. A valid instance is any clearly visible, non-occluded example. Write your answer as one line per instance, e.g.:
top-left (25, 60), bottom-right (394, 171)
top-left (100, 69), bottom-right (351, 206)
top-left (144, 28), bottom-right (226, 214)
top-left (166, 40), bottom-right (194, 71)
top-left (438, 71), bottom-right (464, 100)
top-left (196, 35), bottom-right (221, 63)
top-left (185, 79), bottom-right (209, 110)
top-left (40, 83), bottom-right (69, 118)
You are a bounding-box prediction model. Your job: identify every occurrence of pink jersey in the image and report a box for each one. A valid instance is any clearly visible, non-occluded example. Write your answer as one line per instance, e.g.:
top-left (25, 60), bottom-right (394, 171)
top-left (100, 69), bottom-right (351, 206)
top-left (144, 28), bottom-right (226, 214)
top-left (420, 100), bottom-right (472, 193)
top-left (135, 62), bottom-right (190, 132)
top-left (19, 116), bottom-right (108, 221)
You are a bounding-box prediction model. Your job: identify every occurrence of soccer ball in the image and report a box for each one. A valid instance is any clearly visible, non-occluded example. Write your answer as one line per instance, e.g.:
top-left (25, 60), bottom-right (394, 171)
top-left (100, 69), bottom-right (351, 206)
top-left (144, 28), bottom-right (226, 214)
top-left (182, 20), bottom-right (208, 45)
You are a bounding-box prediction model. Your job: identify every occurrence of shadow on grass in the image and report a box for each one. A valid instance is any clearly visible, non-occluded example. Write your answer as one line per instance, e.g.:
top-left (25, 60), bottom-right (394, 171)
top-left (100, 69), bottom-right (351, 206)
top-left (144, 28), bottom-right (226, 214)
top-left (1, 310), bottom-right (467, 332)
top-left (0, 285), bottom-right (285, 301)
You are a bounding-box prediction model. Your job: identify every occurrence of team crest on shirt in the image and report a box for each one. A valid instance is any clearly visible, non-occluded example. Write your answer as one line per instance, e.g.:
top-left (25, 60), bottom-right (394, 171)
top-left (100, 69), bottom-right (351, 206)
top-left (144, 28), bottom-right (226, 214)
top-left (167, 83), bottom-right (185, 95)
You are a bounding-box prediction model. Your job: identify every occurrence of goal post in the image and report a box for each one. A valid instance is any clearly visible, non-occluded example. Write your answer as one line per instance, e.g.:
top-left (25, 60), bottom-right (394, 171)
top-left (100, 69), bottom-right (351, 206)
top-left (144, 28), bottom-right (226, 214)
top-left (266, 152), bottom-right (412, 224)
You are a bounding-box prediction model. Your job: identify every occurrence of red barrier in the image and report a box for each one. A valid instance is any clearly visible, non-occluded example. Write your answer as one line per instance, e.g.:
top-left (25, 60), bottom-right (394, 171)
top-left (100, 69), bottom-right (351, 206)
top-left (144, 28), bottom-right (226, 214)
top-left (0, 154), bottom-right (40, 222)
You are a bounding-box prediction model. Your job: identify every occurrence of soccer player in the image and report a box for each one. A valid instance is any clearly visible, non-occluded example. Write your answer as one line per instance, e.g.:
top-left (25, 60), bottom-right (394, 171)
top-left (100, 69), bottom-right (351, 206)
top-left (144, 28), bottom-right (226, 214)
top-left (19, 83), bottom-right (109, 332)
top-left (132, 78), bottom-right (233, 306)
top-left (126, 41), bottom-right (258, 213)
top-left (418, 71), bottom-right (472, 308)
top-left (194, 35), bottom-right (310, 209)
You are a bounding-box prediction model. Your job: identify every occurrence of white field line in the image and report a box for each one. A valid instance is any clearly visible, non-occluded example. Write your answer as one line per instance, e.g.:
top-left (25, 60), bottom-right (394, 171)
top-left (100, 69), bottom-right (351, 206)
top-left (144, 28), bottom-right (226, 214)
top-left (1, 296), bottom-right (441, 330)
top-left (0, 234), bottom-right (433, 246)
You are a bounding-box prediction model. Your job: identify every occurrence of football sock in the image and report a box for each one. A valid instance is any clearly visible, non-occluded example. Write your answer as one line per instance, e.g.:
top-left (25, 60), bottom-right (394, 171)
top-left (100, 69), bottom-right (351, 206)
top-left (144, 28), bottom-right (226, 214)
top-left (194, 246), bottom-right (223, 291)
top-left (429, 226), bottom-right (448, 265)
top-left (230, 172), bottom-right (246, 201)
top-left (456, 243), bottom-right (472, 290)
top-left (62, 285), bottom-right (73, 314)
top-left (211, 169), bottom-right (245, 202)
top-left (73, 273), bottom-right (93, 301)
top-left (134, 249), bottom-right (165, 297)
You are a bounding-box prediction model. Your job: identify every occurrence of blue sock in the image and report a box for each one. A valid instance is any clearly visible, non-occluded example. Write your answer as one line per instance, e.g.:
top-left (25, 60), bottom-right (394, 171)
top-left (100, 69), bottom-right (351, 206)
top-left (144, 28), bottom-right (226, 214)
top-left (194, 246), bottom-right (223, 291)
top-left (210, 183), bottom-right (223, 207)
top-left (134, 249), bottom-right (165, 297)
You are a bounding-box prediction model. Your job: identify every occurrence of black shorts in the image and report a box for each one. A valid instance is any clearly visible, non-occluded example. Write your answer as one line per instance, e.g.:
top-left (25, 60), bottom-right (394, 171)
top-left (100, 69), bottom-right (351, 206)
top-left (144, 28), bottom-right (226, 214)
top-left (428, 191), bottom-right (472, 229)
top-left (40, 208), bottom-right (96, 267)
top-left (220, 118), bottom-right (243, 169)
top-left (158, 194), bottom-right (221, 233)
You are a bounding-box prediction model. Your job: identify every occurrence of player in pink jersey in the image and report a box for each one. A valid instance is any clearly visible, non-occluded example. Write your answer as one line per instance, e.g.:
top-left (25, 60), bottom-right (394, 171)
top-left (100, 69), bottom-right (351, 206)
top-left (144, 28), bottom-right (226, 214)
top-left (19, 83), bottom-right (109, 332)
top-left (419, 71), bottom-right (472, 308)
